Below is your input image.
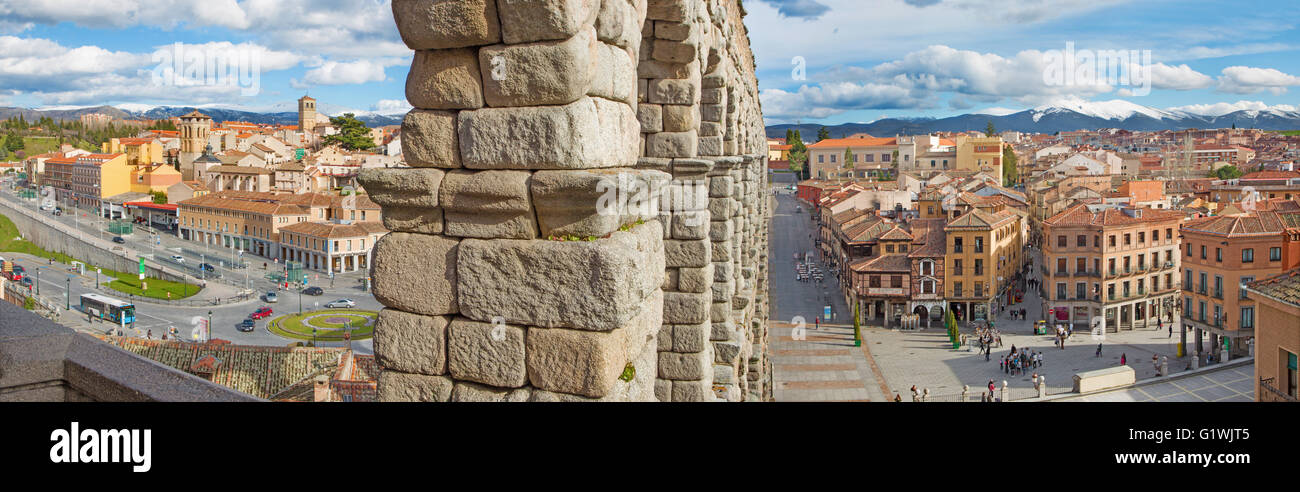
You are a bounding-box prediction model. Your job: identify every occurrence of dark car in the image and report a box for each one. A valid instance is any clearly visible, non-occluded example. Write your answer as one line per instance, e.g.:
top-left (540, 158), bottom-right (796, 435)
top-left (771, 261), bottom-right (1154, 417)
top-left (112, 236), bottom-right (125, 244)
top-left (238, 318), bottom-right (255, 332)
top-left (302, 286), bottom-right (324, 296)
top-left (199, 263), bottom-right (216, 273)
top-left (250, 306), bottom-right (273, 320)
top-left (20, 277), bottom-right (33, 288)
top-left (12, 265), bottom-right (23, 274)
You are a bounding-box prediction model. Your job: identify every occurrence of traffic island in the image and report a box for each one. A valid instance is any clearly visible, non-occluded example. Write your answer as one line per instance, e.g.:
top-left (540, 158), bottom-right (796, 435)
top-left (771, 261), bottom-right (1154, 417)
top-left (268, 309), bottom-right (377, 341)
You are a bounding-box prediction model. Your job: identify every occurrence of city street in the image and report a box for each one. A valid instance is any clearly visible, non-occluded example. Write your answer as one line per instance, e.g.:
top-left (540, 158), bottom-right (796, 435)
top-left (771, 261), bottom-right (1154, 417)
top-left (765, 174), bottom-right (1210, 401)
top-left (0, 184), bottom-right (380, 354)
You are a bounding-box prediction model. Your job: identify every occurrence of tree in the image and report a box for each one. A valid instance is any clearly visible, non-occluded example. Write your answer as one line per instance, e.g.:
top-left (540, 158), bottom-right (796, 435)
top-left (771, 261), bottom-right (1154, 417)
top-left (784, 129), bottom-right (793, 143)
top-left (817, 126), bottom-right (830, 142)
top-left (1212, 165), bottom-right (1243, 180)
top-left (789, 130), bottom-right (809, 179)
top-left (151, 191), bottom-right (168, 204)
top-left (321, 113), bottom-right (376, 151)
top-left (1002, 146), bottom-right (1019, 187)
top-left (843, 147), bottom-right (854, 170)
top-left (788, 149), bottom-right (808, 180)
top-left (986, 120), bottom-right (996, 138)
top-left (852, 302), bottom-right (861, 346)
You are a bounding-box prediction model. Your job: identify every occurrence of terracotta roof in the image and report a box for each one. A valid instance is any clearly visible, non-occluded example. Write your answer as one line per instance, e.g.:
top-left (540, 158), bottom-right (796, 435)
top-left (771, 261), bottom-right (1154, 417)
top-left (118, 138), bottom-right (156, 145)
top-left (850, 254), bottom-right (912, 273)
top-left (945, 209), bottom-right (1017, 230)
top-left (907, 219), bottom-right (948, 257)
top-left (1181, 211), bottom-right (1293, 236)
top-left (1245, 267), bottom-right (1300, 309)
top-left (179, 194), bottom-right (307, 216)
top-left (181, 110), bottom-right (211, 119)
top-left (279, 220), bottom-right (388, 239)
top-left (1241, 170), bottom-right (1300, 180)
top-left (212, 165), bottom-right (272, 175)
top-left (1043, 203), bottom-right (1184, 227)
top-left (879, 225), bottom-right (914, 241)
top-left (807, 137), bottom-right (897, 149)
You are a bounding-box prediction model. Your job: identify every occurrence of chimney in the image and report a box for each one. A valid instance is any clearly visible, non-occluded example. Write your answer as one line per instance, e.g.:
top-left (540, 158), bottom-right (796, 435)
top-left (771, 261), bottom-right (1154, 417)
top-left (313, 375), bottom-right (331, 402)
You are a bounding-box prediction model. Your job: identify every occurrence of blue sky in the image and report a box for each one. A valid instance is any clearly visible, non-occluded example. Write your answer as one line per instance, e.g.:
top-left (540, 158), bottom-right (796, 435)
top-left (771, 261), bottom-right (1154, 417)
top-left (0, 0), bottom-right (1296, 123)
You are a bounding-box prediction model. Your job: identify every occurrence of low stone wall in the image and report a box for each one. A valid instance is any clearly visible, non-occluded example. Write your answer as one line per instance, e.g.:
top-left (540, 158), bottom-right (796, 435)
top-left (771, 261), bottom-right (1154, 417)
top-left (0, 198), bottom-right (190, 284)
top-left (1072, 365), bottom-right (1137, 393)
top-left (368, 0), bottom-right (769, 401)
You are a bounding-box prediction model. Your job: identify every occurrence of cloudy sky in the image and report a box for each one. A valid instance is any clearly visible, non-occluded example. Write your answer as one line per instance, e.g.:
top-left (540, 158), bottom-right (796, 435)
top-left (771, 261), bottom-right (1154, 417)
top-left (0, 0), bottom-right (1297, 123)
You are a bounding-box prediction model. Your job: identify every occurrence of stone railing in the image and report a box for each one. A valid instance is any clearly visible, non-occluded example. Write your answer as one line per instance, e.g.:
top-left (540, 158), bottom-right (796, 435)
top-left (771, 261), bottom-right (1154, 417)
top-left (0, 300), bottom-right (259, 402)
top-left (363, 0), bottom-right (770, 401)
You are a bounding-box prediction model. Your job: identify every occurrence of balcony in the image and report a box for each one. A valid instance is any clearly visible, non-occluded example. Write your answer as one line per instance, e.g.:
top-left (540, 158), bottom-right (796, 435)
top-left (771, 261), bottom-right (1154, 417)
top-left (0, 301), bottom-right (258, 402)
top-left (1259, 378), bottom-right (1299, 402)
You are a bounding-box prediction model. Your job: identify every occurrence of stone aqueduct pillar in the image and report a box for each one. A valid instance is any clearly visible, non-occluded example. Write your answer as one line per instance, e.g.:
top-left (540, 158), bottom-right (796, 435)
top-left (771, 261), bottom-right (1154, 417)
top-left (361, 0), bottom-right (769, 401)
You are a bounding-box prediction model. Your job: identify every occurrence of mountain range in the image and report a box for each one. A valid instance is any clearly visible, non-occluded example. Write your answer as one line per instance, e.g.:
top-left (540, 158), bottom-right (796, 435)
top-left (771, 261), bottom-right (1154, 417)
top-left (765, 100), bottom-right (1300, 138)
top-left (0, 103), bottom-right (406, 128)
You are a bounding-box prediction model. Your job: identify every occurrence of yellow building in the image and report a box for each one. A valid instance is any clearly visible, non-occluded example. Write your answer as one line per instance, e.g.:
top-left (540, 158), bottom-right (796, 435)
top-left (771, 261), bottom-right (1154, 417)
top-left (944, 208), bottom-right (1024, 322)
top-left (129, 163), bottom-right (183, 194)
top-left (102, 137), bottom-right (164, 166)
top-left (956, 136), bottom-right (1004, 172)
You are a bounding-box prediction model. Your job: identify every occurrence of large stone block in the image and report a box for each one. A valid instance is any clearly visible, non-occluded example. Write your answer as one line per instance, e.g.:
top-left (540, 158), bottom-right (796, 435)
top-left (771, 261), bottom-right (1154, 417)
top-left (588, 42), bottom-right (637, 104)
top-left (676, 263), bottom-right (712, 293)
top-left (479, 26), bottom-right (597, 107)
top-left (400, 110), bottom-right (460, 168)
top-left (358, 168), bottom-right (444, 209)
top-left (497, 0), bottom-right (598, 44)
top-left (525, 291), bottom-right (661, 397)
top-left (662, 290), bottom-right (709, 324)
top-left (392, 0), bottom-right (501, 50)
top-left (449, 381), bottom-right (532, 402)
top-left (637, 103), bottom-right (662, 133)
top-left (457, 222), bottom-right (664, 330)
top-left (670, 210), bottom-right (708, 240)
top-left (697, 135), bottom-right (722, 156)
top-left (446, 317), bottom-right (528, 388)
top-left (654, 20), bottom-right (691, 41)
top-left (661, 104), bottom-right (696, 132)
top-left (531, 168), bottom-right (670, 237)
top-left (382, 207), bottom-right (445, 235)
top-left (708, 175), bottom-right (733, 198)
top-left (637, 59), bottom-right (695, 80)
top-left (439, 169), bottom-right (537, 239)
top-left (671, 378), bottom-right (712, 402)
top-left (648, 78), bottom-right (697, 105)
top-left (645, 130), bottom-right (697, 158)
top-left (663, 238), bottom-right (710, 268)
top-left (407, 48), bottom-right (484, 110)
top-left (371, 233), bottom-right (459, 316)
top-left (373, 309), bottom-right (449, 376)
top-left (651, 39), bottom-right (696, 63)
top-left (658, 350), bottom-right (709, 380)
top-left (646, 0), bottom-right (689, 21)
top-left (595, 0), bottom-right (639, 48)
top-left (672, 321), bottom-right (710, 353)
top-left (714, 341), bottom-right (742, 365)
top-left (377, 371), bottom-right (453, 402)
top-left (458, 96), bottom-right (637, 169)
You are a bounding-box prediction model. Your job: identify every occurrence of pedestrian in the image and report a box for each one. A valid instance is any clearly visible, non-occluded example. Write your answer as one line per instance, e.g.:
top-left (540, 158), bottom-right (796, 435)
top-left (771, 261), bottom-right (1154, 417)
top-left (146, 329), bottom-right (152, 339)
top-left (814, 316), bottom-right (819, 330)
top-left (1167, 322), bottom-right (1172, 339)
top-left (1152, 354), bottom-right (1160, 372)
top-left (1096, 343), bottom-right (1103, 358)
top-left (1120, 353), bottom-right (1127, 365)
top-left (988, 380), bottom-right (996, 396)
top-left (911, 385), bottom-right (920, 402)
top-left (999, 357), bottom-right (1005, 372)
top-left (894, 394), bottom-right (902, 402)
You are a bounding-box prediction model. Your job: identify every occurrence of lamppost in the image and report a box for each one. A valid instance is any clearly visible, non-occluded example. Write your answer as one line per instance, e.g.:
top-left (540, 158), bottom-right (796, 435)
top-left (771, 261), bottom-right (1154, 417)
top-left (35, 267), bottom-right (39, 295)
top-left (207, 310), bottom-right (213, 342)
top-left (95, 268), bottom-right (99, 289)
top-left (65, 274), bottom-right (71, 310)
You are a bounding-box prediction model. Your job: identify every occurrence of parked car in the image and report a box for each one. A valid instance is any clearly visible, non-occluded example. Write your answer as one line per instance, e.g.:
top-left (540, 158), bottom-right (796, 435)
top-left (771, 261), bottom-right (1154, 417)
top-left (20, 277), bottom-right (33, 288)
top-left (302, 286), bottom-right (324, 296)
top-left (199, 263), bottom-right (216, 273)
top-left (238, 318), bottom-right (255, 332)
top-left (12, 265), bottom-right (23, 274)
top-left (170, 255), bottom-right (185, 263)
top-left (52, 209), bottom-right (62, 216)
top-left (250, 306), bottom-right (273, 320)
top-left (111, 236), bottom-right (125, 244)
top-left (325, 299), bottom-right (356, 308)
top-left (264, 292), bottom-right (278, 303)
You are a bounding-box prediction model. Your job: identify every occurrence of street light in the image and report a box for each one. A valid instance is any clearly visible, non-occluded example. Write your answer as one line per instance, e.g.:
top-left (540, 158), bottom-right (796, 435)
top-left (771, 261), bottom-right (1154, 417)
top-left (207, 310), bottom-right (213, 342)
top-left (35, 267), bottom-right (39, 295)
top-left (65, 275), bottom-right (71, 310)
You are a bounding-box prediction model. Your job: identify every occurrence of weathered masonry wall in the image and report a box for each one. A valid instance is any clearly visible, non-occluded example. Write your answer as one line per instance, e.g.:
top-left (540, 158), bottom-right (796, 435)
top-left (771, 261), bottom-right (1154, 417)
top-left (362, 0), bottom-right (769, 401)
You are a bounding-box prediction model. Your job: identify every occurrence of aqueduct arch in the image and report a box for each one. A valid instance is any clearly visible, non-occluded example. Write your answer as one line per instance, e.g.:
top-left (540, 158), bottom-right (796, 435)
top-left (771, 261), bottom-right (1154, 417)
top-left (360, 0), bottom-right (770, 401)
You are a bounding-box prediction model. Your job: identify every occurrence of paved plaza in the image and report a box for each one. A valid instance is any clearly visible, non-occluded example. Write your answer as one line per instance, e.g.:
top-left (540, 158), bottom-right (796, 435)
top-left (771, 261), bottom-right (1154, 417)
top-left (1059, 361), bottom-right (1255, 402)
top-left (765, 181), bottom-right (1233, 402)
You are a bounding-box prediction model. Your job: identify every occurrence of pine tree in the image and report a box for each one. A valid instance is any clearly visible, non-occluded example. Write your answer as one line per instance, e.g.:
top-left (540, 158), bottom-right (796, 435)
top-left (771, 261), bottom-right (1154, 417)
top-left (817, 126), bottom-right (830, 142)
top-left (986, 120), bottom-right (996, 138)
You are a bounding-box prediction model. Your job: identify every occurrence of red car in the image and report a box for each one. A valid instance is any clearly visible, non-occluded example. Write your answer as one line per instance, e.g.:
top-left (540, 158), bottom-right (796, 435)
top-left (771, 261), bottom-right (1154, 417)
top-left (250, 307), bottom-right (273, 320)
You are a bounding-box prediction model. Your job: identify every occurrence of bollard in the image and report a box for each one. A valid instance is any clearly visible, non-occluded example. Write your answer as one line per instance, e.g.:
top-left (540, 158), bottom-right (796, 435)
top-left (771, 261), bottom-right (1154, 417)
top-left (1190, 352), bottom-right (1199, 370)
top-left (1219, 349), bottom-right (1230, 364)
top-left (1000, 380), bottom-right (1008, 402)
top-left (1160, 356), bottom-right (1168, 377)
top-left (1037, 376), bottom-right (1046, 399)
top-left (961, 385), bottom-right (969, 402)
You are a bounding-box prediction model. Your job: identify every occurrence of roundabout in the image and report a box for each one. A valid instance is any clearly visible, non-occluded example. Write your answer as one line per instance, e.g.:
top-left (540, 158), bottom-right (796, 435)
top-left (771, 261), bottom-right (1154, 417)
top-left (267, 309), bottom-right (377, 341)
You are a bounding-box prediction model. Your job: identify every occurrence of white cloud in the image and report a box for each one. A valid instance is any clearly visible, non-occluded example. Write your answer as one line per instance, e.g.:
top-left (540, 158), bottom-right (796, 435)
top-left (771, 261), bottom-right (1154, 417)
top-left (1167, 100), bottom-right (1300, 117)
top-left (1216, 66), bottom-right (1300, 95)
top-left (370, 99), bottom-right (412, 114)
top-left (292, 58), bottom-right (404, 88)
top-left (1145, 63), bottom-right (1214, 90)
top-left (760, 82), bottom-right (929, 122)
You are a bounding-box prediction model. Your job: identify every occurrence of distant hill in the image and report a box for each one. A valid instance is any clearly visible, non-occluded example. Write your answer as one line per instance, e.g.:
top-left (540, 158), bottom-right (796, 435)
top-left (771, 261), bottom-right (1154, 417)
top-left (0, 104), bottom-right (404, 128)
top-left (766, 100), bottom-right (1300, 138)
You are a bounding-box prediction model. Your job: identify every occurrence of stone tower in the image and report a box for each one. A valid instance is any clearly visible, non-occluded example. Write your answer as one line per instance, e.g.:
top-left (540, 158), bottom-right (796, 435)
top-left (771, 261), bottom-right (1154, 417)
top-left (363, 0), bottom-right (772, 402)
top-left (298, 95), bottom-right (317, 138)
top-left (178, 110), bottom-right (212, 181)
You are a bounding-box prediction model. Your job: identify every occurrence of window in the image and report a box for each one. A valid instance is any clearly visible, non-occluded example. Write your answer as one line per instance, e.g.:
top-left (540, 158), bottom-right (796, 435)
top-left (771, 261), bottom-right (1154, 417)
top-left (1185, 269), bottom-right (1193, 289)
top-left (1166, 228), bottom-right (1172, 240)
top-left (953, 259), bottom-right (962, 275)
top-left (869, 276), bottom-right (881, 288)
top-left (1287, 351), bottom-right (1298, 397)
top-left (899, 244), bottom-right (908, 253)
top-left (1187, 244), bottom-right (1193, 257)
top-left (1199, 272), bottom-right (1207, 294)
top-left (1215, 248), bottom-right (1222, 262)
top-left (1138, 232), bottom-right (1145, 243)
top-left (865, 154), bottom-right (874, 162)
top-left (886, 244), bottom-right (894, 253)
top-left (1185, 296), bottom-right (1192, 315)
top-left (953, 237), bottom-right (963, 253)
top-left (1124, 233), bottom-right (1131, 245)
top-left (1094, 236), bottom-right (1100, 248)
top-left (1242, 248), bottom-right (1254, 263)
top-left (954, 282), bottom-right (963, 297)
top-left (818, 155), bottom-right (824, 163)
top-left (1240, 276), bottom-right (1254, 299)
top-left (830, 154), bottom-right (836, 163)
top-left (1057, 283), bottom-right (1067, 300)
top-left (1076, 282), bottom-right (1086, 299)
top-left (974, 282), bottom-right (984, 297)
top-left (1109, 235), bottom-right (1116, 248)
top-left (1057, 235), bottom-right (1067, 248)
top-left (1200, 245), bottom-right (1206, 259)
top-left (1077, 235), bottom-right (1086, 247)
top-left (1240, 307), bottom-right (1254, 329)
top-left (1076, 257), bottom-right (1087, 274)
top-left (975, 237), bottom-right (984, 253)
top-left (890, 276), bottom-right (902, 288)
top-left (1214, 275), bottom-right (1223, 298)
top-left (1057, 258), bottom-right (1067, 274)
top-left (974, 259), bottom-right (983, 275)
top-left (921, 279), bottom-right (934, 294)
top-left (1270, 247), bottom-right (1282, 261)
top-left (1198, 301), bottom-right (1206, 321)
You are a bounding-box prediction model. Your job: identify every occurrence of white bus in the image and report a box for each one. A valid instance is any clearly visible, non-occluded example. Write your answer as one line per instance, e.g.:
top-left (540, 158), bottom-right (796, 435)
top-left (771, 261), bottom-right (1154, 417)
top-left (80, 293), bottom-right (136, 326)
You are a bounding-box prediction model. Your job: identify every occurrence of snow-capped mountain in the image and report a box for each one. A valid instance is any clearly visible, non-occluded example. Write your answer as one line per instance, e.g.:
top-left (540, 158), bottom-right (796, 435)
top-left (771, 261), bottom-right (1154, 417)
top-left (767, 100), bottom-right (1300, 138)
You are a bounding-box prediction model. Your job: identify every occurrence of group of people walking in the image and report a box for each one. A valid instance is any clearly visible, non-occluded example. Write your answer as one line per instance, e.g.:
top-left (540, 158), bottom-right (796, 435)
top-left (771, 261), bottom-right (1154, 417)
top-left (1000, 345), bottom-right (1043, 376)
